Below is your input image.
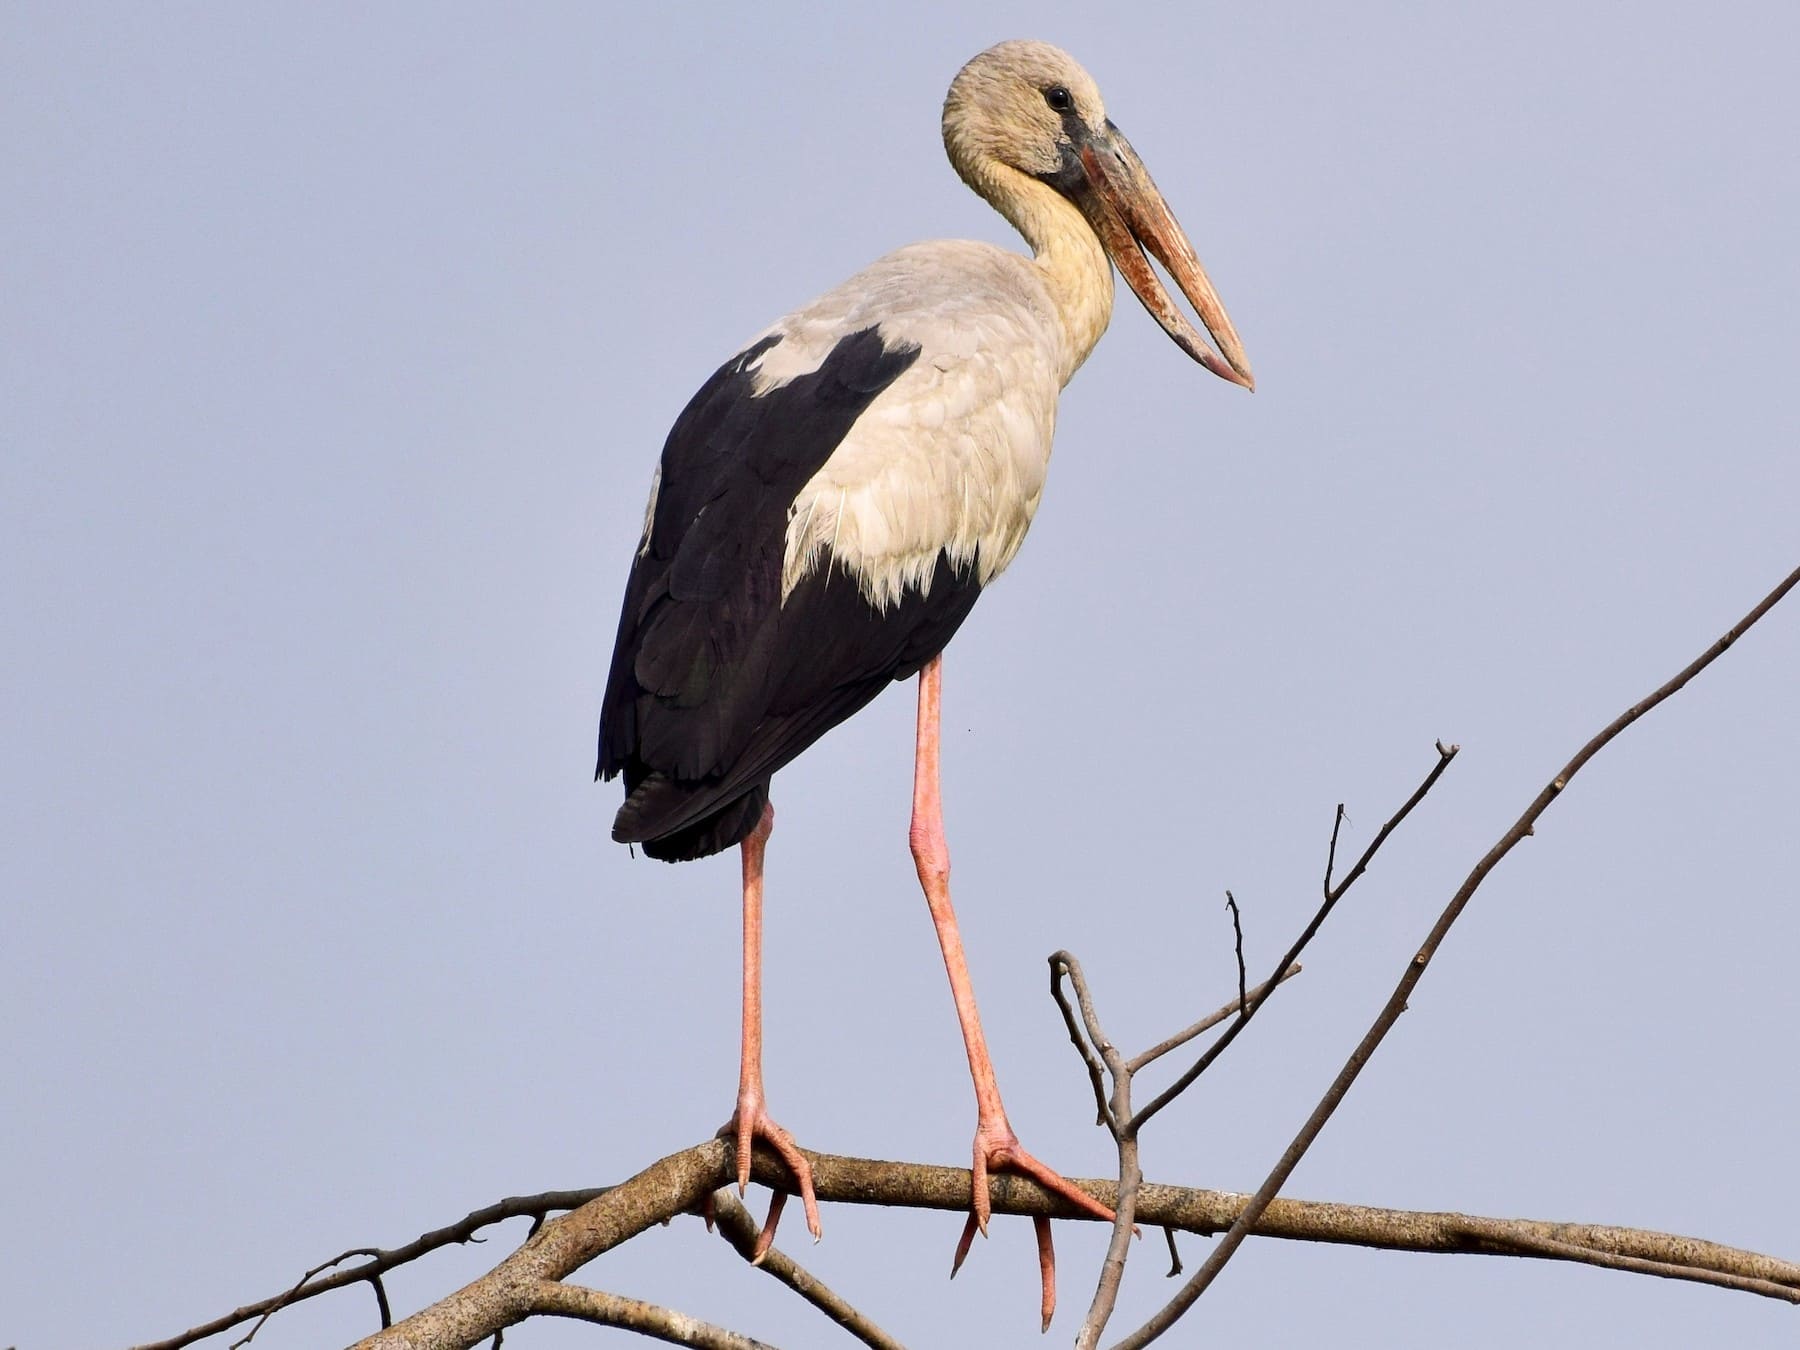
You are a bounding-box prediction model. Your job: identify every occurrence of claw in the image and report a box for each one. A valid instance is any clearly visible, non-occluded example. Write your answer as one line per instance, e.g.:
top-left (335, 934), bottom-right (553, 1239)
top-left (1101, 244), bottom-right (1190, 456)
top-left (970, 1139), bottom-right (992, 1236)
top-left (734, 1111), bottom-right (755, 1195)
top-left (951, 1212), bottom-right (979, 1277)
top-left (751, 1191), bottom-right (786, 1265)
top-left (717, 1104), bottom-right (822, 1245)
top-left (1034, 1214), bottom-right (1055, 1331)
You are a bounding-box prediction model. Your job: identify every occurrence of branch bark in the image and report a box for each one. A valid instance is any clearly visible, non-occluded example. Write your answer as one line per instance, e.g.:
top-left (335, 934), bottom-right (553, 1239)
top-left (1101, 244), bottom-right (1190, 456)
top-left (350, 1142), bottom-right (729, 1349)
top-left (139, 1139), bottom-right (1800, 1350)
top-left (526, 1280), bottom-right (779, 1349)
top-left (706, 1190), bottom-right (906, 1350)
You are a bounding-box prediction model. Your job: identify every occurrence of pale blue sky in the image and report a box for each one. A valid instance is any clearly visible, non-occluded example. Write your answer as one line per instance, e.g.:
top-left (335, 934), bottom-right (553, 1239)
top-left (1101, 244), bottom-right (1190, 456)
top-left (4, 4), bottom-right (1796, 1347)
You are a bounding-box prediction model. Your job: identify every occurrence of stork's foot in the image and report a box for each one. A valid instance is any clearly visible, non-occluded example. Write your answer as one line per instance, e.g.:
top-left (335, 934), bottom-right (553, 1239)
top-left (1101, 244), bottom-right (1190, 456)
top-left (965, 1115), bottom-right (1114, 1235)
top-left (949, 1114), bottom-right (1115, 1330)
top-left (717, 1094), bottom-right (820, 1261)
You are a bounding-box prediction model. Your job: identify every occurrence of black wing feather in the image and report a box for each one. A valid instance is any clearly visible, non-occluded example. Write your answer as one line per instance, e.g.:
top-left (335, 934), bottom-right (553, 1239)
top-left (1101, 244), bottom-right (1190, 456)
top-left (599, 327), bottom-right (985, 862)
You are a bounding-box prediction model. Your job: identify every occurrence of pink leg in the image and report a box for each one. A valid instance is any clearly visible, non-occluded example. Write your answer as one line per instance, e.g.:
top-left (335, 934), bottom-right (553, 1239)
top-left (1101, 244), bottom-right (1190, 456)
top-left (910, 655), bottom-right (1112, 1321)
top-left (720, 801), bottom-right (820, 1257)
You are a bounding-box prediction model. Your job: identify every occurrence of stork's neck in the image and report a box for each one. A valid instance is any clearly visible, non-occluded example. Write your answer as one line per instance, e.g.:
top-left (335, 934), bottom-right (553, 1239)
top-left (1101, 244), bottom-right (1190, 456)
top-left (969, 163), bottom-right (1115, 386)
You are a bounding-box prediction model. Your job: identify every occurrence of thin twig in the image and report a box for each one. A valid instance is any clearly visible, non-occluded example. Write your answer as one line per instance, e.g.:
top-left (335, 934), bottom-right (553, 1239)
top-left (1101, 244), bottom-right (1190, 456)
top-left (1323, 804), bottom-right (1347, 895)
top-left (526, 1280), bottom-right (780, 1349)
top-left (707, 1189), bottom-right (907, 1350)
top-left (1113, 562), bottom-right (1800, 1349)
top-left (1050, 952), bottom-right (1144, 1350)
top-left (1131, 742), bottom-right (1459, 1133)
top-left (219, 1248), bottom-right (378, 1350)
top-left (1224, 892), bottom-right (1247, 1015)
top-left (1325, 745), bottom-right (1458, 904)
top-left (1050, 953), bottom-right (1116, 1129)
top-left (1461, 1226), bottom-right (1800, 1304)
top-left (1125, 965), bottom-right (1301, 1073)
top-left (133, 1191), bottom-right (607, 1350)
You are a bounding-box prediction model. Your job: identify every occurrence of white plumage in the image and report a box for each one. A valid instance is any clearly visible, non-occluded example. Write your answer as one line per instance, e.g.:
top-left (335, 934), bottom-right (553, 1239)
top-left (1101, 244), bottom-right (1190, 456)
top-left (760, 240), bottom-right (1085, 608)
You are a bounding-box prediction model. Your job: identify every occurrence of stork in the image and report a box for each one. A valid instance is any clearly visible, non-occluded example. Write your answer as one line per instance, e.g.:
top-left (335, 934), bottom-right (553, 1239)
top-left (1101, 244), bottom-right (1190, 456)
top-left (598, 40), bottom-right (1252, 1322)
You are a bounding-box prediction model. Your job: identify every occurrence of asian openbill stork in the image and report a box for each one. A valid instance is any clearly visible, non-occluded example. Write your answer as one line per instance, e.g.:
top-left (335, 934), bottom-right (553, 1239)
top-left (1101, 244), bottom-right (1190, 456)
top-left (598, 40), bottom-right (1252, 1321)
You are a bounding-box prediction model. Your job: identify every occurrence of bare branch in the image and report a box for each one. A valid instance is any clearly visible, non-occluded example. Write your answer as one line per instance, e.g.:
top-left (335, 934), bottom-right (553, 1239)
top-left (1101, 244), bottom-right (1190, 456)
top-left (1114, 562), bottom-right (1800, 1349)
top-left (135, 1140), bottom-right (1800, 1350)
top-left (1457, 1225), bottom-right (1800, 1305)
top-left (1131, 740), bottom-right (1459, 1133)
top-left (1322, 803), bottom-right (1347, 895)
top-left (352, 1144), bottom-right (731, 1349)
top-left (1049, 953), bottom-right (1116, 1130)
top-left (132, 1192), bottom-right (609, 1350)
top-left (1075, 1136), bottom-right (1142, 1350)
top-left (1323, 742), bottom-right (1459, 904)
top-left (1067, 744), bottom-right (1451, 1345)
top-left (370, 1273), bottom-right (393, 1329)
top-left (219, 1248), bottom-right (378, 1350)
top-left (707, 1190), bottom-right (907, 1350)
top-left (1125, 965), bottom-right (1301, 1074)
top-left (525, 1280), bottom-right (780, 1349)
top-left (1047, 951), bottom-right (1144, 1348)
top-left (1224, 892), bottom-right (1247, 1015)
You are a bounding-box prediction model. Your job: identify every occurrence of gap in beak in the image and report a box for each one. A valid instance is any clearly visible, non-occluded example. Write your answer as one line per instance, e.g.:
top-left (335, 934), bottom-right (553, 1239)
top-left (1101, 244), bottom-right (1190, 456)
top-left (1135, 245), bottom-right (1253, 389)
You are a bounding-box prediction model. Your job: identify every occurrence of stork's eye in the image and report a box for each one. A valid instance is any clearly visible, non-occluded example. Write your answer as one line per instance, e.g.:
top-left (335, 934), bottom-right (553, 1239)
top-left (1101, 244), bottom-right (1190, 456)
top-left (1044, 85), bottom-right (1073, 113)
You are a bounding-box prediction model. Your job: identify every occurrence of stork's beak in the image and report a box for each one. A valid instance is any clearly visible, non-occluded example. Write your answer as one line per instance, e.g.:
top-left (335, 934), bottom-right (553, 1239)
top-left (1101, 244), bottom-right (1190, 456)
top-left (1075, 124), bottom-right (1254, 391)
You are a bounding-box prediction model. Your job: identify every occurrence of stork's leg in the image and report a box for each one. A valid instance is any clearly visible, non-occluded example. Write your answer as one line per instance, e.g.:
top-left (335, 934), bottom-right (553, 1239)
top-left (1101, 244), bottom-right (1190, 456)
top-left (909, 655), bottom-right (1113, 1324)
top-left (718, 800), bottom-right (820, 1257)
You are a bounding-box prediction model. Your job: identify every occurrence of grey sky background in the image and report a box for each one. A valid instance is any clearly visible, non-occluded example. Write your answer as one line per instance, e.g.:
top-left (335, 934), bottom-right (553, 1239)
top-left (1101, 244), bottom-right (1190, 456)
top-left (4, 4), bottom-right (1796, 1347)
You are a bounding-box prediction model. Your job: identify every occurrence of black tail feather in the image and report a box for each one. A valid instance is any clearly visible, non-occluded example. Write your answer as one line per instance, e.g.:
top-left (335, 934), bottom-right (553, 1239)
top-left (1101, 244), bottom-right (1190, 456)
top-left (614, 774), bottom-right (769, 863)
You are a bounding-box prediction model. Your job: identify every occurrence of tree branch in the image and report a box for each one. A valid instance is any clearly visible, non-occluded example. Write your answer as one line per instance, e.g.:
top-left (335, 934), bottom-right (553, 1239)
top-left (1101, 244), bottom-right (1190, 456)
top-left (707, 1190), bottom-right (906, 1350)
top-left (1123, 965), bottom-right (1301, 1074)
top-left (1050, 952), bottom-right (1142, 1350)
top-left (1053, 743), bottom-right (1456, 1347)
top-left (525, 1280), bottom-right (779, 1349)
top-left (136, 1140), bottom-right (1800, 1350)
top-left (350, 1143), bottom-right (731, 1349)
top-left (131, 1192), bottom-right (609, 1350)
top-left (1130, 740), bottom-right (1459, 1133)
top-left (1114, 561), bottom-right (1800, 1348)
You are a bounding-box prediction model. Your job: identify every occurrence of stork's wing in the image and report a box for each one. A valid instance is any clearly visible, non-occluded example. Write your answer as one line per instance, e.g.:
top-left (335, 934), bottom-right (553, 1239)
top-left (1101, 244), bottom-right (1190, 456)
top-left (598, 326), bottom-right (984, 861)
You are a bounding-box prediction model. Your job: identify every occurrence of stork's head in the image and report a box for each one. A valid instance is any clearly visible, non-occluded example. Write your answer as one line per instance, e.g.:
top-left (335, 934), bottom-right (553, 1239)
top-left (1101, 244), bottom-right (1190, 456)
top-left (944, 40), bottom-right (1254, 390)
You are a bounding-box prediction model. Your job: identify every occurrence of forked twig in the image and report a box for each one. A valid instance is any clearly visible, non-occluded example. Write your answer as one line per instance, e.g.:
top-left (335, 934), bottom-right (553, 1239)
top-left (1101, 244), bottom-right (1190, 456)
top-left (131, 1192), bottom-right (608, 1350)
top-left (526, 1280), bottom-right (778, 1349)
top-left (1131, 741), bottom-right (1459, 1134)
top-left (1066, 741), bottom-right (1459, 1347)
top-left (707, 1189), bottom-right (906, 1350)
top-left (1125, 965), bottom-right (1302, 1074)
top-left (1113, 563), bottom-right (1800, 1348)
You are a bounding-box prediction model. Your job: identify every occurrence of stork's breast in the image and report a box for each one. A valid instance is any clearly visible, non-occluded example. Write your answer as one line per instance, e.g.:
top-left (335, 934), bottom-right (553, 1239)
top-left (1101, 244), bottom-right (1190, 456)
top-left (782, 338), bottom-right (1059, 610)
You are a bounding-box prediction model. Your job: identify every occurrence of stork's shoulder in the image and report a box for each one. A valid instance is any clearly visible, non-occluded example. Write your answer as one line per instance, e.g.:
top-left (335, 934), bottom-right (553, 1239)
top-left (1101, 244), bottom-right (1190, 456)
top-left (745, 240), bottom-right (1063, 391)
